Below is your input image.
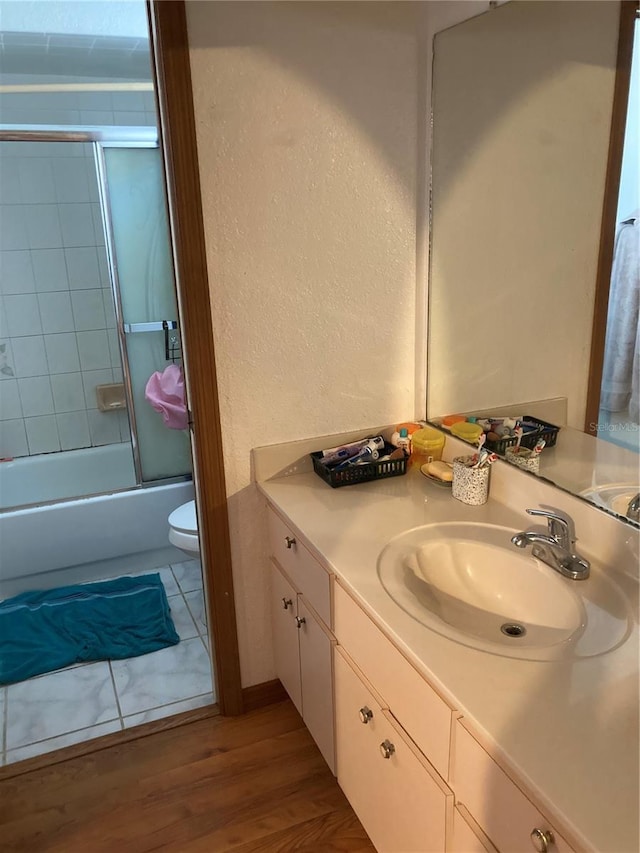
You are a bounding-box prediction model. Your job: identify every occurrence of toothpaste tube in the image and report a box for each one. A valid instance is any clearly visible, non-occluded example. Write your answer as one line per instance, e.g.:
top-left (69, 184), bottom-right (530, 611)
top-left (334, 439), bottom-right (383, 469)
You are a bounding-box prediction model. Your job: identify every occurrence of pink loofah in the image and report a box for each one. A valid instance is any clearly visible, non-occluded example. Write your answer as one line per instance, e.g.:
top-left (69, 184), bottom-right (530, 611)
top-left (144, 364), bottom-right (188, 430)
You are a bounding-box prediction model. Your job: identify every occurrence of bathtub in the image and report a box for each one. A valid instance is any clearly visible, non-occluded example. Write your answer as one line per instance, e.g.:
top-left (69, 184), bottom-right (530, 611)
top-left (0, 444), bottom-right (194, 599)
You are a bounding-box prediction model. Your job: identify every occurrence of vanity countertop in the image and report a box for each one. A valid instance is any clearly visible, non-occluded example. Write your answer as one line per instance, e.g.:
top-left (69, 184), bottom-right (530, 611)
top-left (258, 466), bottom-right (639, 853)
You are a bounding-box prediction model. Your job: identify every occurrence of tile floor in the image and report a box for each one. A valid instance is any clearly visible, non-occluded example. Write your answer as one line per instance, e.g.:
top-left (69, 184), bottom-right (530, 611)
top-left (1, 558), bottom-right (215, 766)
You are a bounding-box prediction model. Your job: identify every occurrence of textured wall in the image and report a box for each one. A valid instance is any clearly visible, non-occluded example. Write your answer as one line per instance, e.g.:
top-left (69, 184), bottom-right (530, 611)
top-left (187, 1), bottom-right (423, 686)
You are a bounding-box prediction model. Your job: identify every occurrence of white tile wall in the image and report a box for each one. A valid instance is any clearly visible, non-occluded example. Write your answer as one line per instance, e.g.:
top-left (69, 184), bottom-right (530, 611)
top-left (0, 380), bottom-right (22, 420)
top-left (25, 414), bottom-right (61, 454)
top-left (44, 333), bottom-right (81, 374)
top-left (31, 248), bottom-right (68, 292)
top-left (0, 419), bottom-right (28, 457)
top-left (26, 204), bottom-right (63, 249)
top-left (0, 250), bottom-right (35, 295)
top-left (59, 203), bottom-right (98, 247)
top-left (17, 376), bottom-right (55, 417)
top-left (11, 336), bottom-right (48, 377)
top-left (0, 205), bottom-right (28, 251)
top-left (0, 85), bottom-right (157, 461)
top-left (4, 294), bottom-right (42, 336)
top-left (71, 290), bottom-right (106, 331)
top-left (66, 247), bottom-right (101, 289)
top-left (38, 291), bottom-right (75, 334)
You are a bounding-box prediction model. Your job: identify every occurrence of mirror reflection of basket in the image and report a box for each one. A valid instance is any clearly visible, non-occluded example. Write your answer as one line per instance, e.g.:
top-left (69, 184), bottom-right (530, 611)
top-left (483, 416), bottom-right (560, 455)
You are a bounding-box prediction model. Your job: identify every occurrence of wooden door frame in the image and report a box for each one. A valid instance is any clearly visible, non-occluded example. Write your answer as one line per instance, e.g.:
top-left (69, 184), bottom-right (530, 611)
top-left (584, 0), bottom-right (638, 435)
top-left (148, 1), bottom-right (244, 715)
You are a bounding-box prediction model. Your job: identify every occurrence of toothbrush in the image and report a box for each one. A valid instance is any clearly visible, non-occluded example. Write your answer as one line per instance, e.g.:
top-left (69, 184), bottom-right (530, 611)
top-left (472, 449), bottom-right (489, 468)
top-left (533, 438), bottom-right (546, 454)
top-left (514, 426), bottom-right (523, 453)
top-left (478, 452), bottom-right (498, 469)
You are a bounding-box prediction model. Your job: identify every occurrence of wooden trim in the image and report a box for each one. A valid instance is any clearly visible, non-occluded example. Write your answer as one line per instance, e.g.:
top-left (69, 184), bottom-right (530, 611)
top-left (584, 0), bottom-right (638, 434)
top-left (147, 1), bottom-right (244, 715)
top-left (242, 679), bottom-right (289, 713)
top-left (0, 704), bottom-right (220, 781)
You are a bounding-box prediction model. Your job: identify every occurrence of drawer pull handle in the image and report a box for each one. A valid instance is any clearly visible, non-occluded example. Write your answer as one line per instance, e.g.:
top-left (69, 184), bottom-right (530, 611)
top-left (295, 616), bottom-right (306, 629)
top-left (530, 828), bottom-right (554, 852)
top-left (358, 706), bottom-right (373, 724)
top-left (285, 536), bottom-right (296, 549)
top-left (379, 739), bottom-right (395, 759)
top-left (281, 597), bottom-right (293, 610)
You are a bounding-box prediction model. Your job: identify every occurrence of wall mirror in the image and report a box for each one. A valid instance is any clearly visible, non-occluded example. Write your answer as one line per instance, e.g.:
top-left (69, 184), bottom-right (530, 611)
top-left (427, 0), bottom-right (639, 527)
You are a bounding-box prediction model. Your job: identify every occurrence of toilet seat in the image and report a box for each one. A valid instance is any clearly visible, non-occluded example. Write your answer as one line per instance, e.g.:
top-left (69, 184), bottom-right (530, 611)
top-left (168, 500), bottom-right (200, 557)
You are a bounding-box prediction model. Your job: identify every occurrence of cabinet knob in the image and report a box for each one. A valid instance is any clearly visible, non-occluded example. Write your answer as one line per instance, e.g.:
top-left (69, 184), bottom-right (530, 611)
top-left (281, 597), bottom-right (293, 610)
top-left (530, 828), bottom-right (554, 852)
top-left (358, 706), bottom-right (373, 724)
top-left (295, 616), bottom-right (306, 629)
top-left (379, 739), bottom-right (395, 759)
top-left (285, 536), bottom-right (296, 549)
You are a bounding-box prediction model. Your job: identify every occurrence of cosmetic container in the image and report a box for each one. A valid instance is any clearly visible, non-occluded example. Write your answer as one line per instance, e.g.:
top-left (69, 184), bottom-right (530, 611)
top-left (505, 446), bottom-right (540, 473)
top-left (452, 456), bottom-right (490, 505)
top-left (411, 427), bottom-right (445, 467)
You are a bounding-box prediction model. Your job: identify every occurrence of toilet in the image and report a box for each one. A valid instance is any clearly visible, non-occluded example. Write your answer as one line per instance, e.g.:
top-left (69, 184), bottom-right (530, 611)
top-left (168, 500), bottom-right (200, 558)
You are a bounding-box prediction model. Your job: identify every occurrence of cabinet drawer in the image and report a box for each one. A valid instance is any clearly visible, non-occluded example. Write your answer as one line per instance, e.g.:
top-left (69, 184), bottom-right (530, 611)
top-left (452, 720), bottom-right (576, 853)
top-left (334, 581), bottom-right (452, 780)
top-left (450, 805), bottom-right (498, 853)
top-left (267, 507), bottom-right (332, 626)
top-left (335, 647), bottom-right (452, 853)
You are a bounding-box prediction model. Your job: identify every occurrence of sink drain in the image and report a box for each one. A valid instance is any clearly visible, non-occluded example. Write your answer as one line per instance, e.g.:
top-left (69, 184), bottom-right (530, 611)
top-left (501, 622), bottom-right (527, 638)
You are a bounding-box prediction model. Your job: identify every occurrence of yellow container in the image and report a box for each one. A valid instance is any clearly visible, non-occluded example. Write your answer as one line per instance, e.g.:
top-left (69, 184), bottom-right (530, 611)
top-left (411, 427), bottom-right (445, 467)
top-left (449, 421), bottom-right (484, 444)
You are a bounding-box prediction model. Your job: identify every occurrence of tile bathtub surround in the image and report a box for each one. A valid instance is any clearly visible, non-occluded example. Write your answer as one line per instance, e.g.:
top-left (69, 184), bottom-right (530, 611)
top-left (2, 561), bottom-right (214, 766)
top-left (0, 76), bottom-right (157, 460)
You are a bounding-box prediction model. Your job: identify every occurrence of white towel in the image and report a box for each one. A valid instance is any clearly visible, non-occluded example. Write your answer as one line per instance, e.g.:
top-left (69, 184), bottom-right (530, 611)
top-left (600, 213), bottom-right (640, 421)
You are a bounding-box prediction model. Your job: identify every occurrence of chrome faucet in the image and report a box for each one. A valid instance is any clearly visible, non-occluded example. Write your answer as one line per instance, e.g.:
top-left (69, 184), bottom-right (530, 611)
top-left (511, 508), bottom-right (590, 580)
top-left (626, 493), bottom-right (640, 522)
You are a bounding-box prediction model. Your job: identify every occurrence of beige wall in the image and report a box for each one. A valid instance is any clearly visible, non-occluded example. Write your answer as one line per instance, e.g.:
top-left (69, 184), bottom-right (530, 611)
top-left (186, 1), bottom-right (424, 686)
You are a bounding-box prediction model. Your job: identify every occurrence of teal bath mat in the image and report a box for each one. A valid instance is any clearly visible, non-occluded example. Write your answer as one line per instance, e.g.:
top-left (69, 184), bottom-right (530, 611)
top-left (0, 574), bottom-right (179, 685)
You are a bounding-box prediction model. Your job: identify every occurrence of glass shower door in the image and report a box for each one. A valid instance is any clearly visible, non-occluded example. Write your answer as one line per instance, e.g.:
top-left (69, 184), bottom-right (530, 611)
top-left (97, 145), bottom-right (192, 482)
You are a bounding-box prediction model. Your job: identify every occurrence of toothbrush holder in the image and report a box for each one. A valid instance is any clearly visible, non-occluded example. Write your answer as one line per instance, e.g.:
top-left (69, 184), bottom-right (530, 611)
top-left (505, 447), bottom-right (540, 473)
top-left (452, 456), bottom-right (490, 506)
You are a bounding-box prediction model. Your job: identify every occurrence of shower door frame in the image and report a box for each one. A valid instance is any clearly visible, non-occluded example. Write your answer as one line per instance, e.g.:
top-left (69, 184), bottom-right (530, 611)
top-left (0, 125), bottom-right (192, 493)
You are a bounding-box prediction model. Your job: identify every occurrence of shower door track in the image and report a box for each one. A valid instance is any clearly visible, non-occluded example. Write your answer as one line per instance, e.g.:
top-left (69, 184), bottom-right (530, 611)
top-left (0, 125), bottom-right (171, 487)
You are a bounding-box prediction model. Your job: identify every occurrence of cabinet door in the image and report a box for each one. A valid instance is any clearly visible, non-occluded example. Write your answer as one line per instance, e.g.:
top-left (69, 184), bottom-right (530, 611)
top-left (450, 805), bottom-right (497, 853)
top-left (452, 720), bottom-right (576, 853)
top-left (335, 647), bottom-right (452, 853)
top-left (270, 561), bottom-right (302, 713)
top-left (298, 597), bottom-right (336, 774)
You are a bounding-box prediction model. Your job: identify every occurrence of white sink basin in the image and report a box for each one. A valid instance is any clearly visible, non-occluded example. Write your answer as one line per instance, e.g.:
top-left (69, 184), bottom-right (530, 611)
top-left (377, 522), bottom-right (632, 661)
top-left (580, 483), bottom-right (639, 520)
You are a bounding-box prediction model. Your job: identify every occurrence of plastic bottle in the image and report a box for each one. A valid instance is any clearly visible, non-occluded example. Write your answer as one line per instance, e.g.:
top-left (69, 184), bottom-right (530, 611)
top-left (391, 427), bottom-right (412, 454)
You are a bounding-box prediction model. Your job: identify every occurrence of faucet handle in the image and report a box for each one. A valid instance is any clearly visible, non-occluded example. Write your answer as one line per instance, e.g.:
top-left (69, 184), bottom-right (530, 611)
top-left (526, 509), bottom-right (575, 548)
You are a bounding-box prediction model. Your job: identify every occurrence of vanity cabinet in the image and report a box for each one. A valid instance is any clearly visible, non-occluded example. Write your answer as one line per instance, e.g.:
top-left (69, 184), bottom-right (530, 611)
top-left (335, 646), bottom-right (453, 852)
top-left (267, 508), bottom-right (335, 774)
top-left (265, 501), bottom-right (583, 853)
top-left (334, 580), bottom-right (452, 781)
top-left (451, 719), bottom-right (576, 853)
top-left (451, 806), bottom-right (498, 853)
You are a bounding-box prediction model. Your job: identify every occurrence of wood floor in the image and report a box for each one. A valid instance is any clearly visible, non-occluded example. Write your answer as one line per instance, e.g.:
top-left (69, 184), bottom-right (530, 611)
top-left (0, 699), bottom-right (375, 853)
